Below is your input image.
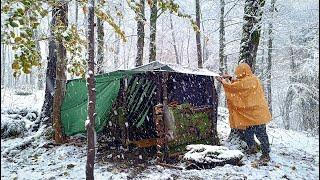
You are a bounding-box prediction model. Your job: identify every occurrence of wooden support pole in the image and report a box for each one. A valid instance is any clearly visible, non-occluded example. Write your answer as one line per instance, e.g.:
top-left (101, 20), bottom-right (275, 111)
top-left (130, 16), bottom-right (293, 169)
top-left (211, 77), bottom-right (220, 145)
top-left (154, 104), bottom-right (165, 162)
top-left (162, 72), bottom-right (169, 160)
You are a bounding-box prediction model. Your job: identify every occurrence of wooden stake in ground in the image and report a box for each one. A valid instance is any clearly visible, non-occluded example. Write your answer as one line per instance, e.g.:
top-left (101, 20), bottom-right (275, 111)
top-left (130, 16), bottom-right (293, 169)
top-left (86, 0), bottom-right (96, 179)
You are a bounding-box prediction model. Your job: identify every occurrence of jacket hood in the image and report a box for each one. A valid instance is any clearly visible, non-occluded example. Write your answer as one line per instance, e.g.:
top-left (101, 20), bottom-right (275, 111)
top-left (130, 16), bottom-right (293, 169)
top-left (235, 63), bottom-right (253, 79)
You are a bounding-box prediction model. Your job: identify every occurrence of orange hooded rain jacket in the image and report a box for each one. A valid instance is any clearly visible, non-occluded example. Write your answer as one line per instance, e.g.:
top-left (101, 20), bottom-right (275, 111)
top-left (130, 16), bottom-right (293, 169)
top-left (222, 63), bottom-right (272, 129)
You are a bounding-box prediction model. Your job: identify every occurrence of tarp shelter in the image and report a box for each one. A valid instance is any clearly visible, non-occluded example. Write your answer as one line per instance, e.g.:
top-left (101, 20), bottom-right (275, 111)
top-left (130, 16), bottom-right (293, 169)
top-left (61, 61), bottom-right (220, 151)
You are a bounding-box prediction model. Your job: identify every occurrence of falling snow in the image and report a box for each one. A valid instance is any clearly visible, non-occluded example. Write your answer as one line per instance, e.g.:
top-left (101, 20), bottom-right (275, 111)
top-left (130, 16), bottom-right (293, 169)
top-left (1, 90), bottom-right (319, 179)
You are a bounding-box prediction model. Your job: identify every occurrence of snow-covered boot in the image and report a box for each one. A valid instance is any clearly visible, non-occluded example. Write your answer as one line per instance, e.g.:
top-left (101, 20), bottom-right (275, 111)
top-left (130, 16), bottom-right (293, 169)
top-left (245, 146), bottom-right (258, 155)
top-left (259, 153), bottom-right (270, 162)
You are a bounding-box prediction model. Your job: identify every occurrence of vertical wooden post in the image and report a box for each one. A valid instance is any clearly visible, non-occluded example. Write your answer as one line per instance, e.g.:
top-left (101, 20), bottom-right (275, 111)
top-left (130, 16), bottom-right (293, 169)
top-left (153, 72), bottom-right (169, 162)
top-left (116, 78), bottom-right (126, 146)
top-left (211, 77), bottom-right (220, 145)
top-left (119, 78), bottom-right (129, 147)
top-left (162, 72), bottom-right (169, 160)
top-left (154, 104), bottom-right (165, 162)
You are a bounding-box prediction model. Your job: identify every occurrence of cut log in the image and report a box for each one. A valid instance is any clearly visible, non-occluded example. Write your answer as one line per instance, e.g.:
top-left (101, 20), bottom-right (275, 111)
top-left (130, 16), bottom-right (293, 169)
top-left (183, 144), bottom-right (244, 170)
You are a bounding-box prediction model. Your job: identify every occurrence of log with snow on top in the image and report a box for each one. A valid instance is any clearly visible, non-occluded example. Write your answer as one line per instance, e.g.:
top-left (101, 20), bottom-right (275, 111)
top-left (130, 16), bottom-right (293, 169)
top-left (183, 144), bottom-right (244, 170)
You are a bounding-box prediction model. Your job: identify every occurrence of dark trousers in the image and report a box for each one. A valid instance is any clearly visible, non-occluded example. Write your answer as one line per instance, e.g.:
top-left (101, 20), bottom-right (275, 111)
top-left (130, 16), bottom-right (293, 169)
top-left (244, 124), bottom-right (270, 154)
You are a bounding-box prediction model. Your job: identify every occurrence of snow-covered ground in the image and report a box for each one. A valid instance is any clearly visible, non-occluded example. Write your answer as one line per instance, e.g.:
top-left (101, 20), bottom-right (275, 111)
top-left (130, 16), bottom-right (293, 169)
top-left (1, 90), bottom-right (319, 180)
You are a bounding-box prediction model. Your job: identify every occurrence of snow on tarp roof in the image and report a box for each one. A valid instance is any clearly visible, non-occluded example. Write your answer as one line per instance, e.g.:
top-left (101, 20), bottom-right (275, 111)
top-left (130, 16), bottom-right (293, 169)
top-left (130, 61), bottom-right (220, 77)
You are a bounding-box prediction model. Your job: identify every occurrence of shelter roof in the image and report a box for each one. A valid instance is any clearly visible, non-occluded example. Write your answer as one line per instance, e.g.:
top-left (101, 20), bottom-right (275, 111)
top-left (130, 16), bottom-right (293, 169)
top-left (123, 61), bottom-right (220, 77)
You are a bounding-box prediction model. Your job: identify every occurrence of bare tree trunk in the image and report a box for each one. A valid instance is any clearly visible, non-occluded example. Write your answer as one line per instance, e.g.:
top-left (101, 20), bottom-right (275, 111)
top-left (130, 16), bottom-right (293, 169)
top-left (52, 3), bottom-right (68, 144)
top-left (159, 16), bottom-right (164, 62)
top-left (238, 0), bottom-right (266, 73)
top-left (169, 15), bottom-right (179, 64)
top-left (114, 17), bottom-right (121, 69)
top-left (75, 0), bottom-right (79, 26)
top-left (284, 87), bottom-right (294, 130)
top-left (258, 24), bottom-right (266, 80)
top-left (37, 64), bottom-right (44, 90)
top-left (201, 13), bottom-right (209, 64)
top-left (289, 35), bottom-right (296, 82)
top-left (149, 0), bottom-right (157, 62)
top-left (195, 0), bottom-right (203, 68)
top-left (283, 35), bottom-right (296, 130)
top-left (96, 10), bottom-right (104, 74)
top-left (127, 28), bottom-right (135, 69)
top-left (32, 29), bottom-right (42, 90)
top-left (1, 44), bottom-right (5, 88)
top-left (8, 48), bottom-right (13, 88)
top-left (266, 0), bottom-right (276, 115)
top-left (180, 39), bottom-right (185, 65)
top-left (40, 7), bottom-right (58, 125)
top-left (217, 0), bottom-right (226, 100)
top-left (187, 29), bottom-right (191, 66)
top-left (29, 69), bottom-right (34, 89)
top-left (86, 0), bottom-right (96, 178)
top-left (135, 0), bottom-right (145, 67)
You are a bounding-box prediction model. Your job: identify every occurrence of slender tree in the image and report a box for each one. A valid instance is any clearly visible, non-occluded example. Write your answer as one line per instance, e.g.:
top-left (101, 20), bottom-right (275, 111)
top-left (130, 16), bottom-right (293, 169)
top-left (195, 0), bottom-right (202, 68)
top-left (135, 0), bottom-right (145, 67)
top-left (169, 14), bottom-right (179, 64)
top-left (86, 0), bottom-right (96, 178)
top-left (187, 28), bottom-right (191, 65)
top-left (266, 0), bottom-right (276, 115)
top-left (96, 1), bottom-right (105, 74)
top-left (33, 29), bottom-right (43, 90)
top-left (1, 44), bottom-right (5, 87)
top-left (149, 0), bottom-right (158, 62)
top-left (216, 0), bottom-right (226, 99)
top-left (75, 0), bottom-right (79, 26)
top-left (114, 16), bottom-right (122, 68)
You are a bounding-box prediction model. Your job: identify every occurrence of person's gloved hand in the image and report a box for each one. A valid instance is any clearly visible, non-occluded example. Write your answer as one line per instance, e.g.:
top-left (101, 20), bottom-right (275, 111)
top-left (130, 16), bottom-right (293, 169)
top-left (222, 73), bottom-right (232, 79)
top-left (215, 76), bottom-right (223, 83)
top-left (215, 76), bottom-right (228, 84)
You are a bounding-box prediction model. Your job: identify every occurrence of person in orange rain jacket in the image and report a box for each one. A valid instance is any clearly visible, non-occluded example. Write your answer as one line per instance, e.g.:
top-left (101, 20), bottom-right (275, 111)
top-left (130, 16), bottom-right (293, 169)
top-left (216, 63), bottom-right (272, 162)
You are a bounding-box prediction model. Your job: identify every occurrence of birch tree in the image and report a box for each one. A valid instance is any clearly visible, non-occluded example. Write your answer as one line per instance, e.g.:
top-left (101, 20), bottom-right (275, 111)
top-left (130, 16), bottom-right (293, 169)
top-left (216, 0), bottom-right (226, 98)
top-left (266, 0), bottom-right (276, 114)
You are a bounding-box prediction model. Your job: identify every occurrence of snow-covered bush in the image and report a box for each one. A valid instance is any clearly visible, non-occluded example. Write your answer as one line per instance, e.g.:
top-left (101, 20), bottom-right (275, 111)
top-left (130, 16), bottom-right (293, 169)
top-left (1, 107), bottom-right (39, 139)
top-left (1, 117), bottom-right (26, 138)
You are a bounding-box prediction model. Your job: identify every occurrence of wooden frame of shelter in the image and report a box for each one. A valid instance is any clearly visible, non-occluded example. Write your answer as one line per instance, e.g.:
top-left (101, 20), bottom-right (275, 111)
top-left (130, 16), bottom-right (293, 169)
top-left (61, 61), bottom-right (220, 162)
top-left (106, 62), bottom-right (220, 161)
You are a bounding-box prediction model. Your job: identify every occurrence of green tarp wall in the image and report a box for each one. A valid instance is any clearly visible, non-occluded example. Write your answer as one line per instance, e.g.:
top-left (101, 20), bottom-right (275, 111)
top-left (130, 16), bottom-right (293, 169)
top-left (61, 70), bottom-right (138, 136)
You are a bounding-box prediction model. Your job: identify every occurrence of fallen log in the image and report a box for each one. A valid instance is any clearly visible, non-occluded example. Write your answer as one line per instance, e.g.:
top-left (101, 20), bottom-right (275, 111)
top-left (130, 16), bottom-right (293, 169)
top-left (183, 144), bottom-right (244, 170)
